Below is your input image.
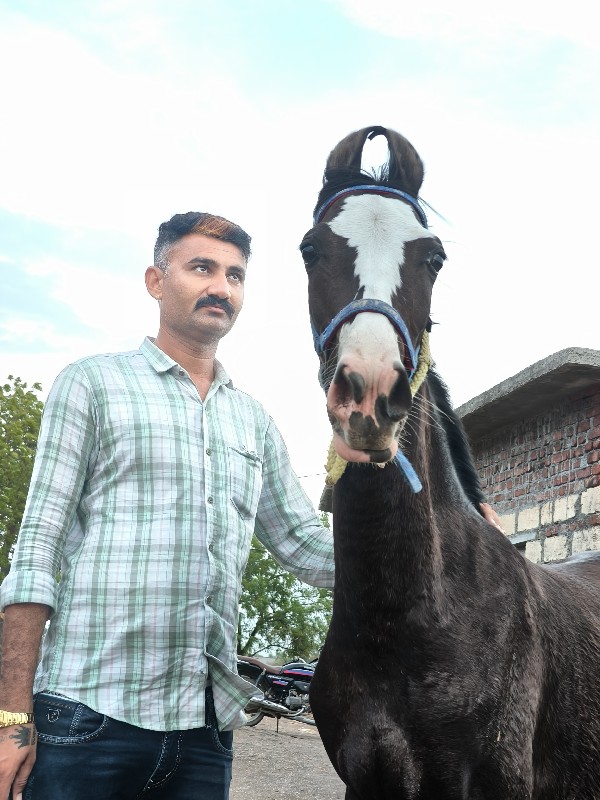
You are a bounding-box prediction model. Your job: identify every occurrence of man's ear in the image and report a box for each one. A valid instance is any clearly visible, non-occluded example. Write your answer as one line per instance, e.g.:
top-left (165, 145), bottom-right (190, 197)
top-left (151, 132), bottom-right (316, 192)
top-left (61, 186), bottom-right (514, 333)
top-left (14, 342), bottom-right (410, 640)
top-left (145, 266), bottom-right (164, 301)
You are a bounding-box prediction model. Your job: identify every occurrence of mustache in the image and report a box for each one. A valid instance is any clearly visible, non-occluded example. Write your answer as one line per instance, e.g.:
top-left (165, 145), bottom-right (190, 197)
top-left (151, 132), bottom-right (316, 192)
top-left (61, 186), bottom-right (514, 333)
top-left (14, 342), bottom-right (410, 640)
top-left (194, 296), bottom-right (235, 318)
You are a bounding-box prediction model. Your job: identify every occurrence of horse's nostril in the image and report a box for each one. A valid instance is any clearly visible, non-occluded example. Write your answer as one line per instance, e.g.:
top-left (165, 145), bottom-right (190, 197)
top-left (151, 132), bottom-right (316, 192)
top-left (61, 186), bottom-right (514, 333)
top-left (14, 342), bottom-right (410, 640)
top-left (347, 371), bottom-right (365, 404)
top-left (333, 366), bottom-right (365, 405)
top-left (387, 369), bottom-right (412, 420)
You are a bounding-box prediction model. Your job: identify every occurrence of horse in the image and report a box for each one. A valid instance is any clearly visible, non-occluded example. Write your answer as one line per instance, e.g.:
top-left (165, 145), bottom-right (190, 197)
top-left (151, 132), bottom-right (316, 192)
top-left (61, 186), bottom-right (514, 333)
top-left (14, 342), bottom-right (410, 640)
top-left (301, 125), bottom-right (600, 799)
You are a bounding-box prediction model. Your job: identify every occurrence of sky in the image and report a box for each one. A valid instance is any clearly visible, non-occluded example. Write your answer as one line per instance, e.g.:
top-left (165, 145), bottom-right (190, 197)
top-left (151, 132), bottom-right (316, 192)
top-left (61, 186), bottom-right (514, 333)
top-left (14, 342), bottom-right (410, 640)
top-left (1, 0), bottom-right (598, 506)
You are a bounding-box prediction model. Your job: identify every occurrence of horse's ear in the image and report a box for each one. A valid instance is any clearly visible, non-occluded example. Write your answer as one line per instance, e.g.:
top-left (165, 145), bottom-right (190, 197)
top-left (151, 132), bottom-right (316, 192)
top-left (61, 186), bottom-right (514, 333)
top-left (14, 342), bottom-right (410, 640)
top-left (324, 126), bottom-right (384, 174)
top-left (385, 131), bottom-right (425, 197)
top-left (324, 126), bottom-right (425, 197)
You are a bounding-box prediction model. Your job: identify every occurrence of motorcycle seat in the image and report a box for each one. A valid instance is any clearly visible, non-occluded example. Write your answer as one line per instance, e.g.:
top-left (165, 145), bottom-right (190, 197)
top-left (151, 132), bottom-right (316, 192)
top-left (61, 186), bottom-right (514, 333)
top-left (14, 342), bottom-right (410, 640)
top-left (237, 655), bottom-right (284, 675)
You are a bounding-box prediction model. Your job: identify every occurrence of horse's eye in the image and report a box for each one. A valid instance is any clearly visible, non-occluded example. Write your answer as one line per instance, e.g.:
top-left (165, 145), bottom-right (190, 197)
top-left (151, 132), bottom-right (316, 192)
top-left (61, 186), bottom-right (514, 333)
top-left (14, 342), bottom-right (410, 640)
top-left (427, 253), bottom-right (446, 272)
top-left (300, 243), bottom-right (317, 268)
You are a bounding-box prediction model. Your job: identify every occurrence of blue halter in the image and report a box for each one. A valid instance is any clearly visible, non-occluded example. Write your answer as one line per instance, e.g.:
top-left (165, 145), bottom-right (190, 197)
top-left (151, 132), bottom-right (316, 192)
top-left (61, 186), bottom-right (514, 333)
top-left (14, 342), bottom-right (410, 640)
top-left (312, 184), bottom-right (427, 493)
top-left (312, 298), bottom-right (419, 378)
top-left (314, 184), bottom-right (428, 227)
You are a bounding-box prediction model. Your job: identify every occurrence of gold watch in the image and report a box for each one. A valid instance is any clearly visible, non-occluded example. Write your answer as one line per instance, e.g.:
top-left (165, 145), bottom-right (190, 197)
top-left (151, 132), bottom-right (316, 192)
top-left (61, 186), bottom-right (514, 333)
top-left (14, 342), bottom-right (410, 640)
top-left (0, 710), bottom-right (34, 728)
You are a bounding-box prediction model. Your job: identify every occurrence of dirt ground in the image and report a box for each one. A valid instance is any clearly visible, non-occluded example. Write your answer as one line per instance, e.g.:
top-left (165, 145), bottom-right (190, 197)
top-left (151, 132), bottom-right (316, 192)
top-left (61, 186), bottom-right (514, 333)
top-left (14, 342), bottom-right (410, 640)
top-left (230, 716), bottom-right (345, 800)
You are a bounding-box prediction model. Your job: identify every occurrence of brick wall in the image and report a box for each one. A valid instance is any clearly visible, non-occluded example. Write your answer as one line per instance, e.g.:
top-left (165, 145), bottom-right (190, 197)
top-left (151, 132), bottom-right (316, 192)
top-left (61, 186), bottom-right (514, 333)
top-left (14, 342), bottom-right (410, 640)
top-left (467, 385), bottom-right (600, 564)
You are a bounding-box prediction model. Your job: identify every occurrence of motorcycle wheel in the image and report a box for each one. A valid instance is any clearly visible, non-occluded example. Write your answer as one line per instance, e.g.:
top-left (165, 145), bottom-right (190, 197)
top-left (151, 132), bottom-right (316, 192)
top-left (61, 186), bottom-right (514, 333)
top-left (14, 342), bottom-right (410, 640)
top-left (237, 664), bottom-right (266, 727)
top-left (243, 707), bottom-right (265, 727)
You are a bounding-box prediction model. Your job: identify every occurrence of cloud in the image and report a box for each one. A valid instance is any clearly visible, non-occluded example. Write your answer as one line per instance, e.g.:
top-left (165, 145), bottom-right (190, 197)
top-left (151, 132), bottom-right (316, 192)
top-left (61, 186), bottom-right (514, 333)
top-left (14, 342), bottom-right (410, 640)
top-left (330, 0), bottom-right (596, 47)
top-left (0, 12), bottom-right (264, 235)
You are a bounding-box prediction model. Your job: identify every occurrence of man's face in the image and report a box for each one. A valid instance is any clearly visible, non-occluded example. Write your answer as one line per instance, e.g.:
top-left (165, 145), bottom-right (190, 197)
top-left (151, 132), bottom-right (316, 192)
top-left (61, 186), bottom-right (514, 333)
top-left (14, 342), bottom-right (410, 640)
top-left (147, 233), bottom-right (247, 345)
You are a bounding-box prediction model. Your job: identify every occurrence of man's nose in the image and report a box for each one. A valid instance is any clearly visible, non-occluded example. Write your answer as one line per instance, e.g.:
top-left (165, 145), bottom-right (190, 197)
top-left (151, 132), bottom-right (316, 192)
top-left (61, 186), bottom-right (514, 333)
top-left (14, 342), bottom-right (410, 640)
top-left (208, 271), bottom-right (231, 298)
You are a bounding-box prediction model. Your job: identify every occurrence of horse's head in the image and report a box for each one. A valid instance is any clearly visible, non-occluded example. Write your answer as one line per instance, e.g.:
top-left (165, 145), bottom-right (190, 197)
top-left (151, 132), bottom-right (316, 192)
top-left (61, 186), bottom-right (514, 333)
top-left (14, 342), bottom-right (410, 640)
top-left (301, 126), bottom-right (446, 465)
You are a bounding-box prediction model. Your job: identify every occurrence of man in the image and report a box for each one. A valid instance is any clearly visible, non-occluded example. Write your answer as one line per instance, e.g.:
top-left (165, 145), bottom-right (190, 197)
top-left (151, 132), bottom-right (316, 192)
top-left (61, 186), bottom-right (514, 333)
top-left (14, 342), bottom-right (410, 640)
top-left (0, 212), bottom-right (335, 799)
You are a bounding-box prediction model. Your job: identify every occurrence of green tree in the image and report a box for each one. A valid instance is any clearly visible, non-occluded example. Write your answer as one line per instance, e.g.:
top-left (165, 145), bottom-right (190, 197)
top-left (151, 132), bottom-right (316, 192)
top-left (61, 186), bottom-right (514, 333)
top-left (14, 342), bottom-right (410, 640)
top-left (238, 516), bottom-right (333, 661)
top-left (0, 376), bottom-right (43, 581)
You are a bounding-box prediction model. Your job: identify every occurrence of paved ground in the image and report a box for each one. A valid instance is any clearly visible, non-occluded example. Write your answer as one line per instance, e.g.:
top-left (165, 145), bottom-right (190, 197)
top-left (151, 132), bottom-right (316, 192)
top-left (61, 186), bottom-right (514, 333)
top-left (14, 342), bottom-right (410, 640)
top-left (231, 716), bottom-right (345, 800)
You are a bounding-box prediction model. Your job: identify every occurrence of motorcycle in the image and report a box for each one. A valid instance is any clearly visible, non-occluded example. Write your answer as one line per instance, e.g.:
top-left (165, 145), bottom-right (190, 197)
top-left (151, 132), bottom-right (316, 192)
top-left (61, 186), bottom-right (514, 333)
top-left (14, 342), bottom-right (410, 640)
top-left (237, 654), bottom-right (316, 728)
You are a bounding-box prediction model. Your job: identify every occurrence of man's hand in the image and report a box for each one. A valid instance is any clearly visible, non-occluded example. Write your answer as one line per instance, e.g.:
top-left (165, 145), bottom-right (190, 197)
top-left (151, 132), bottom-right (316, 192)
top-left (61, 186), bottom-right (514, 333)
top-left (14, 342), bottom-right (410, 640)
top-left (0, 724), bottom-right (36, 799)
top-left (0, 603), bottom-right (49, 800)
top-left (480, 502), bottom-right (506, 534)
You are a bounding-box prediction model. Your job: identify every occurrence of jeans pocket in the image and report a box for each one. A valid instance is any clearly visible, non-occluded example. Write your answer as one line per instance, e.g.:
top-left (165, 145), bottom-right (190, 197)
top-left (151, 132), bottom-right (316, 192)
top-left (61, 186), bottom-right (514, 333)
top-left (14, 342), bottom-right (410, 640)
top-left (209, 725), bottom-right (234, 758)
top-left (204, 686), bottom-right (234, 758)
top-left (34, 692), bottom-right (108, 744)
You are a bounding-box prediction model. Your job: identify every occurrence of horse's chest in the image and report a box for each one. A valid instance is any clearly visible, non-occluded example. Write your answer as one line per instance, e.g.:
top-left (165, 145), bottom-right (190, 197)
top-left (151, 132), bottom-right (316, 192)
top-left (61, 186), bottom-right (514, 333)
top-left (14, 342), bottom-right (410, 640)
top-left (331, 705), bottom-right (490, 800)
top-left (312, 670), bottom-right (516, 800)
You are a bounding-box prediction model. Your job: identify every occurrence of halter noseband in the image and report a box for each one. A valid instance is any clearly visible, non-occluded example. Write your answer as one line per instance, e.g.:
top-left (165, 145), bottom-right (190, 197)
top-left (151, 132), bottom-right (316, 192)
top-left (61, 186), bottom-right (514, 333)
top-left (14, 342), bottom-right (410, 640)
top-left (313, 184), bottom-right (430, 494)
top-left (312, 299), bottom-right (419, 378)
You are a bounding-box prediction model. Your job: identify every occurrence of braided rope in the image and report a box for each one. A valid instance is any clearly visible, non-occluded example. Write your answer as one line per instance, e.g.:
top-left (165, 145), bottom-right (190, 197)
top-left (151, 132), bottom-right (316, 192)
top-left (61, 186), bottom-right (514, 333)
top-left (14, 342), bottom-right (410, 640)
top-left (408, 329), bottom-right (431, 398)
top-left (324, 331), bottom-right (432, 487)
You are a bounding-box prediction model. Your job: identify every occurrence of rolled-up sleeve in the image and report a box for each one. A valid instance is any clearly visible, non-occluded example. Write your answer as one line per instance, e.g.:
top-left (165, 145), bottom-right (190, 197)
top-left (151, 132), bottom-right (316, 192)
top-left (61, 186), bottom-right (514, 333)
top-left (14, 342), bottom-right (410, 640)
top-left (0, 364), bottom-right (97, 611)
top-left (254, 418), bottom-right (335, 589)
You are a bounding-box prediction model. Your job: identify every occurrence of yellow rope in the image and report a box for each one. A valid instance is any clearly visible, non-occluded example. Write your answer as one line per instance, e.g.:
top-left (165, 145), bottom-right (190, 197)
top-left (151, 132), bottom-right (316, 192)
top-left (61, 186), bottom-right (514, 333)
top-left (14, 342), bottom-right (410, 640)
top-left (409, 329), bottom-right (431, 399)
top-left (324, 331), bottom-right (432, 487)
top-left (325, 439), bottom-right (348, 486)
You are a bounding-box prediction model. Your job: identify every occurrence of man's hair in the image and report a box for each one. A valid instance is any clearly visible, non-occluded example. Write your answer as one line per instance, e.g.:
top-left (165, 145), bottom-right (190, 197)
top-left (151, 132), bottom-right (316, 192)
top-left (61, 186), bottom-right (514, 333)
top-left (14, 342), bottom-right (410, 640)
top-left (153, 212), bottom-right (252, 272)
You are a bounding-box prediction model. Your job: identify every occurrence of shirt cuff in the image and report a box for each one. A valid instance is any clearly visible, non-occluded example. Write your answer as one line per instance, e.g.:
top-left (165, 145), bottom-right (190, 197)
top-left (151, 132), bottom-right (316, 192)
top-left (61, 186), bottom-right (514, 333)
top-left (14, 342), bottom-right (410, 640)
top-left (0, 569), bottom-right (59, 612)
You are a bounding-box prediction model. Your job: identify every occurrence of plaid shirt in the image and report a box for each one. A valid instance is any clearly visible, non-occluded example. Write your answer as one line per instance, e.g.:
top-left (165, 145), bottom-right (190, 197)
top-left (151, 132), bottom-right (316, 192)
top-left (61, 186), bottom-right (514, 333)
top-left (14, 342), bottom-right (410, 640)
top-left (0, 338), bottom-right (334, 731)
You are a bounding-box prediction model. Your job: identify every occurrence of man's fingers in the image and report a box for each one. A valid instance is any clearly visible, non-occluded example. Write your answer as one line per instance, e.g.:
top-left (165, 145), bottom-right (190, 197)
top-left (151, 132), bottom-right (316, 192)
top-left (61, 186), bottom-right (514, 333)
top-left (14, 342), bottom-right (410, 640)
top-left (11, 744), bottom-right (35, 800)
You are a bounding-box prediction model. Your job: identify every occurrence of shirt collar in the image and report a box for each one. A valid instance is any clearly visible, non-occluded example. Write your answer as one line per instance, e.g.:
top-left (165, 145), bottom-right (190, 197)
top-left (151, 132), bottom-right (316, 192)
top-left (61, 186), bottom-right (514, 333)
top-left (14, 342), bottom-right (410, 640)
top-left (140, 337), bottom-right (235, 390)
top-left (140, 337), bottom-right (177, 373)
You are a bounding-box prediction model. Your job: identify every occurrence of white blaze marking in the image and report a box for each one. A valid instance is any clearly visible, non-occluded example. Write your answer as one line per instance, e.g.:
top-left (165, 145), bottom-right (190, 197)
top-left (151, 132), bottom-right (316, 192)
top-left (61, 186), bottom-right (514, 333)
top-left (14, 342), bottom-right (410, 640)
top-left (327, 194), bottom-right (434, 359)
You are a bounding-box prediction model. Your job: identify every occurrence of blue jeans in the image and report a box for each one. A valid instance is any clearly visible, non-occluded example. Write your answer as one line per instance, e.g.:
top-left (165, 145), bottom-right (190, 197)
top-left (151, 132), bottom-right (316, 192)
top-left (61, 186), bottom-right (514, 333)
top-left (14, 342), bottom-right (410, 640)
top-left (24, 688), bottom-right (233, 799)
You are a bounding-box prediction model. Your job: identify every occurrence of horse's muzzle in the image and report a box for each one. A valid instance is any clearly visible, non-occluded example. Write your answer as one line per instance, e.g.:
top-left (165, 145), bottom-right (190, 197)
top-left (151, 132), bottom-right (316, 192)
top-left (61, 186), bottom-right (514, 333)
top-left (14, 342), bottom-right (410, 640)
top-left (326, 360), bottom-right (412, 460)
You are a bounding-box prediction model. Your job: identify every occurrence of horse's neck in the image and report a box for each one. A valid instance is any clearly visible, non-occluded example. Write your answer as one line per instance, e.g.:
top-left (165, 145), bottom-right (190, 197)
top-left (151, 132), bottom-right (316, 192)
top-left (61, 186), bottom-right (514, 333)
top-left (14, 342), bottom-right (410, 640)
top-left (331, 387), bottom-right (472, 616)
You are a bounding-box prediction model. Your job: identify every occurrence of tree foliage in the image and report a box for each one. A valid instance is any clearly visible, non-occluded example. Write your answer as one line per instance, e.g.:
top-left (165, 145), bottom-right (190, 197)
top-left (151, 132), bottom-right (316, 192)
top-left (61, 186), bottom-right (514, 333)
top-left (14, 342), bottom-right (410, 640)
top-left (238, 515), bottom-right (333, 661)
top-left (0, 376), bottom-right (43, 581)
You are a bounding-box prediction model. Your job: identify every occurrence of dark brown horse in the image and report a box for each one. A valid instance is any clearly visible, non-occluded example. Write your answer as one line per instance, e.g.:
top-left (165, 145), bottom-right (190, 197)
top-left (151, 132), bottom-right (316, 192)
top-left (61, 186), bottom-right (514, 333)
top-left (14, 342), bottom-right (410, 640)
top-left (302, 125), bottom-right (600, 799)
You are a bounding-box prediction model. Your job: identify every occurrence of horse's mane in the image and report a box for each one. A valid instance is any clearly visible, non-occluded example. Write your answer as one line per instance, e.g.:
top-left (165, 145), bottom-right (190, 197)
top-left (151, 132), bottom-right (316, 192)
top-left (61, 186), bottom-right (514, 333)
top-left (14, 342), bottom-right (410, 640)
top-left (426, 369), bottom-right (486, 514)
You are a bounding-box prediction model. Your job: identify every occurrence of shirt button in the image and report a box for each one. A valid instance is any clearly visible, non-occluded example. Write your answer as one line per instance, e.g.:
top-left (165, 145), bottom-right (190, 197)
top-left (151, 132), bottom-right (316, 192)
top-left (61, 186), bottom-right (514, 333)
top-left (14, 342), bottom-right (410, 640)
top-left (178, 368), bottom-right (185, 376)
top-left (206, 595), bottom-right (213, 605)
top-left (208, 542), bottom-right (214, 552)
top-left (207, 496), bottom-right (213, 505)
top-left (206, 448), bottom-right (211, 456)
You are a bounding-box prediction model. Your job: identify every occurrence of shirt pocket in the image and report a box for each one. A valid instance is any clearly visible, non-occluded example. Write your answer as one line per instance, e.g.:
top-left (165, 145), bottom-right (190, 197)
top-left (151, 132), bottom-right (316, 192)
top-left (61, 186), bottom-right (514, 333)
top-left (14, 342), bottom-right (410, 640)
top-left (228, 445), bottom-right (263, 520)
